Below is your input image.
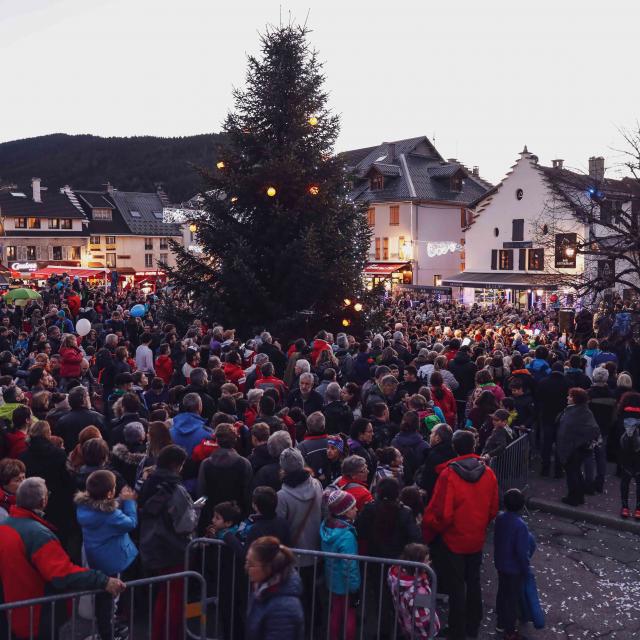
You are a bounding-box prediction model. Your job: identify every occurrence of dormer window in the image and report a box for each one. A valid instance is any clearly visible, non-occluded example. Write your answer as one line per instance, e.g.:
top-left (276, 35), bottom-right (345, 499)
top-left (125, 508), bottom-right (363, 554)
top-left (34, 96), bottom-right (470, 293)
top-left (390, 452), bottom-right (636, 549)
top-left (370, 174), bottom-right (384, 191)
top-left (450, 175), bottom-right (463, 192)
top-left (93, 208), bottom-right (112, 221)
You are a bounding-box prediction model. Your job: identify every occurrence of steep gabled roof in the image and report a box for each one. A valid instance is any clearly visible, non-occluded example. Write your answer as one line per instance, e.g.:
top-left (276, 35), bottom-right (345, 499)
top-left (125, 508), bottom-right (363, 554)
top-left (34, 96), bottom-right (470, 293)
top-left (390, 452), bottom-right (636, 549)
top-left (74, 190), bottom-right (131, 235)
top-left (110, 191), bottom-right (182, 236)
top-left (343, 136), bottom-right (492, 205)
top-left (0, 189), bottom-right (87, 219)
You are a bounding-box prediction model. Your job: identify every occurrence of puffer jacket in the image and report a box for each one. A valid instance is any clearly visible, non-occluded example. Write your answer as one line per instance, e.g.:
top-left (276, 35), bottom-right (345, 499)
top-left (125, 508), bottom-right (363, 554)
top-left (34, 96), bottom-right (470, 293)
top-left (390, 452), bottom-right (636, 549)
top-left (320, 517), bottom-right (360, 595)
top-left (75, 493), bottom-right (138, 576)
top-left (555, 403), bottom-right (600, 464)
top-left (246, 570), bottom-right (304, 640)
top-left (59, 346), bottom-right (83, 378)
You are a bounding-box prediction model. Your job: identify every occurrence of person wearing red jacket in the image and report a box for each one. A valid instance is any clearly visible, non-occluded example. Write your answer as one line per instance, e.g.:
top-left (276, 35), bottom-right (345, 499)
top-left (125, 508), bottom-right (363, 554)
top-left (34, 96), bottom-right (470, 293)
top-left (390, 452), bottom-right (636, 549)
top-left (310, 332), bottom-right (332, 366)
top-left (154, 343), bottom-right (174, 385)
top-left (422, 430), bottom-right (498, 640)
top-left (222, 352), bottom-right (247, 392)
top-left (331, 455), bottom-right (374, 512)
top-left (430, 372), bottom-right (458, 427)
top-left (0, 477), bottom-right (125, 639)
top-left (254, 362), bottom-right (287, 403)
top-left (59, 334), bottom-right (83, 379)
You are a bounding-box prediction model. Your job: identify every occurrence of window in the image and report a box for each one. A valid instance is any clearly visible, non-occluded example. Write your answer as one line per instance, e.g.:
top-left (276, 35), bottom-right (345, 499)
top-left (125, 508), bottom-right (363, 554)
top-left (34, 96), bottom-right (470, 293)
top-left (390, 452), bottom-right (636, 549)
top-left (93, 209), bottom-right (112, 221)
top-left (52, 246), bottom-right (62, 261)
top-left (130, 210), bottom-right (141, 218)
top-left (433, 274), bottom-right (442, 286)
top-left (383, 237), bottom-right (389, 260)
top-left (6, 246), bottom-right (16, 261)
top-left (389, 205), bottom-right (399, 225)
top-left (28, 218), bottom-right (41, 229)
top-left (60, 219), bottom-right (72, 230)
top-left (145, 254), bottom-right (154, 268)
top-left (460, 208), bottom-right (468, 228)
top-left (159, 237), bottom-right (169, 250)
top-left (105, 236), bottom-right (116, 245)
top-left (498, 249), bottom-right (513, 270)
top-left (370, 175), bottom-right (384, 191)
top-left (15, 218), bottom-right (27, 229)
top-left (26, 246), bottom-right (36, 260)
top-left (512, 219), bottom-right (524, 241)
top-left (367, 208), bottom-right (375, 227)
top-left (516, 188), bottom-right (524, 201)
top-left (70, 246), bottom-right (81, 261)
top-left (90, 236), bottom-right (101, 245)
top-left (450, 175), bottom-right (463, 192)
top-left (49, 218), bottom-right (59, 229)
top-left (144, 238), bottom-right (153, 250)
top-left (159, 253), bottom-right (168, 264)
top-left (493, 227), bottom-right (499, 237)
top-left (491, 249), bottom-right (497, 270)
top-left (518, 249), bottom-right (526, 270)
top-left (375, 238), bottom-right (381, 260)
top-left (152, 211), bottom-right (164, 220)
top-left (106, 253), bottom-right (116, 268)
top-left (528, 248), bottom-right (544, 271)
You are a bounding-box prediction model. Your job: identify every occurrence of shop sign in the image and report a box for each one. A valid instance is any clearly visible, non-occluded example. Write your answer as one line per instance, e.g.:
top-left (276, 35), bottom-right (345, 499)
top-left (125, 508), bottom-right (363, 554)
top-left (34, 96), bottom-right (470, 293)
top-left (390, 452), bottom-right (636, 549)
top-left (11, 262), bottom-right (37, 272)
top-left (426, 241), bottom-right (463, 258)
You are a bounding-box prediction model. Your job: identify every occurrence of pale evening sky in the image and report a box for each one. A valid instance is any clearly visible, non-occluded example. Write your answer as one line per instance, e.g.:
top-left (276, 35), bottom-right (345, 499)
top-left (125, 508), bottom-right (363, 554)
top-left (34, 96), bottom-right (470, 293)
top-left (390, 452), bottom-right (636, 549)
top-left (1, 0), bottom-right (638, 184)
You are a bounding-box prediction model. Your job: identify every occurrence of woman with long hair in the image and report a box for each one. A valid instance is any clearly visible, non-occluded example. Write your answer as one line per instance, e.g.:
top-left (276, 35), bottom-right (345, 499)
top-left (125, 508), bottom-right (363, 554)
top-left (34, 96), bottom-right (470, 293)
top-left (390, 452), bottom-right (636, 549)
top-left (135, 421), bottom-right (173, 491)
top-left (430, 371), bottom-right (457, 427)
top-left (341, 382), bottom-right (362, 418)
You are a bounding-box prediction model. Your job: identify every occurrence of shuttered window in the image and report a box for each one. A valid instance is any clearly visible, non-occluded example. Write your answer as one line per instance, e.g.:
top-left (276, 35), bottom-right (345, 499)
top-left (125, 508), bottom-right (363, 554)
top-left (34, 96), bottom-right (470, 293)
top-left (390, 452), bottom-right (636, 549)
top-left (512, 219), bottom-right (524, 241)
top-left (389, 206), bottom-right (400, 225)
top-left (383, 237), bottom-right (389, 260)
top-left (491, 250), bottom-right (497, 270)
top-left (518, 249), bottom-right (526, 270)
top-left (367, 208), bottom-right (375, 226)
top-left (375, 238), bottom-right (381, 260)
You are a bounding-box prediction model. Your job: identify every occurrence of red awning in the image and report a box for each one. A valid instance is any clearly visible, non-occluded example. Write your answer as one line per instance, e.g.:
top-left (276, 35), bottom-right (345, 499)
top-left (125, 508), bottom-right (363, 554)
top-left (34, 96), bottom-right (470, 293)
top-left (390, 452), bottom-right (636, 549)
top-left (31, 267), bottom-right (110, 279)
top-left (363, 262), bottom-right (409, 276)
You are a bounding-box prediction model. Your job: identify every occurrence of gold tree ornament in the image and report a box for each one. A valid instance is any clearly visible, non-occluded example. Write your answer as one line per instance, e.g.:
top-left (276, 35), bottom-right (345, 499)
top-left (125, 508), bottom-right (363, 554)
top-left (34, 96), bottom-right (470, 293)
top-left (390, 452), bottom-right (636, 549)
top-left (308, 185), bottom-right (320, 196)
top-left (266, 186), bottom-right (277, 197)
top-left (308, 115), bottom-right (318, 126)
top-left (216, 161), bottom-right (225, 170)
top-left (353, 302), bottom-right (363, 312)
top-left (342, 318), bottom-right (351, 327)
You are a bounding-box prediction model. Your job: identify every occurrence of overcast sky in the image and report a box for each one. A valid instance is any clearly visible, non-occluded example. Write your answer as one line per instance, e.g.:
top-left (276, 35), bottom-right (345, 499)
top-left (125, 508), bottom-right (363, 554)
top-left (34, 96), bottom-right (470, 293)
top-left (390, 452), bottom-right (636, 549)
top-left (1, 0), bottom-right (638, 184)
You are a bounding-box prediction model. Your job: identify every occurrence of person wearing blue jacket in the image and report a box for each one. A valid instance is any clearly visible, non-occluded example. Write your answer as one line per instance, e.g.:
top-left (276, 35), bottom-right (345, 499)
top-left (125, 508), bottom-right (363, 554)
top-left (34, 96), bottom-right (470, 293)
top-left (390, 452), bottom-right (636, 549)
top-left (320, 489), bottom-right (360, 640)
top-left (169, 393), bottom-right (212, 456)
top-left (493, 488), bottom-right (533, 640)
top-left (75, 469), bottom-right (138, 640)
top-left (526, 346), bottom-right (551, 381)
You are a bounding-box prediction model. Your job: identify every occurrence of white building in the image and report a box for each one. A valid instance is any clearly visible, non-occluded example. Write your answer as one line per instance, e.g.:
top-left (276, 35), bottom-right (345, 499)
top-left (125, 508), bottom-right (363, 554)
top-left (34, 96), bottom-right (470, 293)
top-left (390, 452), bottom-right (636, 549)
top-left (343, 137), bottom-right (492, 290)
top-left (443, 147), bottom-right (596, 306)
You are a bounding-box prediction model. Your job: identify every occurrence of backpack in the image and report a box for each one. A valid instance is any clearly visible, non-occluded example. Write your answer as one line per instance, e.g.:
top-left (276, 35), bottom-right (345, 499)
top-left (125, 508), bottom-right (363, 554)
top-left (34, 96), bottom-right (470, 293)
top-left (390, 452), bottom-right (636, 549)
top-left (621, 418), bottom-right (640, 454)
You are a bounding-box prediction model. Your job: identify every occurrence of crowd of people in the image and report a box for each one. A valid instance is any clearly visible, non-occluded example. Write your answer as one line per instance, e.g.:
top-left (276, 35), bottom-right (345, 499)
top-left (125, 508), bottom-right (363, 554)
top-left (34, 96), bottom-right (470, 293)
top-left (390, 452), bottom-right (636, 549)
top-left (0, 277), bottom-right (637, 640)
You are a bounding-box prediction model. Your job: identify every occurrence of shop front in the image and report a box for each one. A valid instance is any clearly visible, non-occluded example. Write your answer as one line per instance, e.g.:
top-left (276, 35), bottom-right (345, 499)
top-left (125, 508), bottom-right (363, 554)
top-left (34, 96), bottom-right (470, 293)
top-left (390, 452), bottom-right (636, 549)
top-left (363, 262), bottom-right (412, 290)
top-left (442, 272), bottom-right (564, 308)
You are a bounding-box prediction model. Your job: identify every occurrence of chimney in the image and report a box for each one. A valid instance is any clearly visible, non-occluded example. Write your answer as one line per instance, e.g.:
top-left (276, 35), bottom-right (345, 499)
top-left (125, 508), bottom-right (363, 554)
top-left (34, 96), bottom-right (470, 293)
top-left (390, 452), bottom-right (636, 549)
top-left (552, 159), bottom-right (564, 170)
top-left (105, 181), bottom-right (115, 195)
top-left (589, 156), bottom-right (605, 182)
top-left (472, 166), bottom-right (479, 176)
top-left (387, 143), bottom-right (396, 163)
top-left (31, 177), bottom-right (41, 203)
top-left (447, 158), bottom-right (458, 164)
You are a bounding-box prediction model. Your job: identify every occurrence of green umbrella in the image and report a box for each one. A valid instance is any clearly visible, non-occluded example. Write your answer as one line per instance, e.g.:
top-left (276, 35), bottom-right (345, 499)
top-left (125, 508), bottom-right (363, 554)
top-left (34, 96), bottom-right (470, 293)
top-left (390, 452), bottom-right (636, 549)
top-left (5, 288), bottom-right (42, 306)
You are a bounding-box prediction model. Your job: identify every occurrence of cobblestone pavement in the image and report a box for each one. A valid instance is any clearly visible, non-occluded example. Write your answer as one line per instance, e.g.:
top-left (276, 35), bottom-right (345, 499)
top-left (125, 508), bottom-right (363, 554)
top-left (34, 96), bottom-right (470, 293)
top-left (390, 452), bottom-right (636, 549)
top-left (474, 511), bottom-right (640, 639)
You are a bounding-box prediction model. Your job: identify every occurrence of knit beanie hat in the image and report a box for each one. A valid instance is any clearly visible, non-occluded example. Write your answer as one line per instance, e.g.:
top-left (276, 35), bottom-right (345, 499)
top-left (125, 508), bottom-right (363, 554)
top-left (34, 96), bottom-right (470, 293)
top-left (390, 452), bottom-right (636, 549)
top-left (327, 489), bottom-right (356, 517)
top-left (327, 436), bottom-right (344, 454)
top-left (279, 447), bottom-right (304, 474)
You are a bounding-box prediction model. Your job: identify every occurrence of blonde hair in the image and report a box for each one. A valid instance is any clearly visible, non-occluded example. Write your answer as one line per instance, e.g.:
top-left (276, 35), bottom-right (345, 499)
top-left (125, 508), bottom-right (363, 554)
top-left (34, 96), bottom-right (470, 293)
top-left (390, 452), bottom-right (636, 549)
top-left (27, 420), bottom-right (51, 440)
top-left (617, 372), bottom-right (633, 389)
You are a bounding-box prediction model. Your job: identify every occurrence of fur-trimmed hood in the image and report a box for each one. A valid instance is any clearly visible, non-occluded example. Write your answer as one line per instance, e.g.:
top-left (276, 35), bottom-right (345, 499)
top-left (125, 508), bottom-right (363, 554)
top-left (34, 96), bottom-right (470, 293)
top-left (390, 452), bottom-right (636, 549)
top-left (74, 492), bottom-right (118, 513)
top-left (111, 443), bottom-right (146, 466)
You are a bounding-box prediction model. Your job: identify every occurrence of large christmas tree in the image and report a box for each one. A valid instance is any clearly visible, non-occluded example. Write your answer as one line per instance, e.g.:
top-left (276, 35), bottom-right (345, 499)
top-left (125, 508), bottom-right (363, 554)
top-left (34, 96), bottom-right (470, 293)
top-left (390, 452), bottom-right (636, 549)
top-left (167, 25), bottom-right (371, 334)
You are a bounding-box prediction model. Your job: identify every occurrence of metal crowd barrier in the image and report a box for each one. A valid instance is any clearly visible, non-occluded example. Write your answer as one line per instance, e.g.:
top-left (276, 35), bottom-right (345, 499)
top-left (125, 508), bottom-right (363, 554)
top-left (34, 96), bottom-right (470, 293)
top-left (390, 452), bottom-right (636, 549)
top-left (0, 570), bottom-right (207, 640)
top-left (489, 432), bottom-right (530, 498)
top-left (185, 537), bottom-right (439, 640)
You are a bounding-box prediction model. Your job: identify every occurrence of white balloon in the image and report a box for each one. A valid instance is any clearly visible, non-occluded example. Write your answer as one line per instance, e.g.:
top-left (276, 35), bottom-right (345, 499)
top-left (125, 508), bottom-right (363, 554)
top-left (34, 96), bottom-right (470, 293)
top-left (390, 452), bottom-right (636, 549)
top-left (76, 318), bottom-right (91, 337)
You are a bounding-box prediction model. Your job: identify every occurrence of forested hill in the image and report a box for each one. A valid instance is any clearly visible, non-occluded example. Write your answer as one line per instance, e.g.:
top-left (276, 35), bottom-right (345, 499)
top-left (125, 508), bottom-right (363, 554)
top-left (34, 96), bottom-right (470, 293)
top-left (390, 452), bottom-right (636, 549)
top-left (0, 133), bottom-right (224, 202)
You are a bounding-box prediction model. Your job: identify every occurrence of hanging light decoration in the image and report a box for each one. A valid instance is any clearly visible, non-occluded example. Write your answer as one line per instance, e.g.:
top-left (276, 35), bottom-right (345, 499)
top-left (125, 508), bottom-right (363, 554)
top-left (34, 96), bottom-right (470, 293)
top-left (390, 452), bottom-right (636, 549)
top-left (308, 184), bottom-right (320, 196)
top-left (353, 302), bottom-right (363, 312)
top-left (308, 115), bottom-right (318, 126)
top-left (343, 298), bottom-right (351, 306)
top-left (266, 186), bottom-right (277, 197)
top-left (341, 318), bottom-right (351, 327)
top-left (189, 223), bottom-right (197, 233)
top-left (216, 161), bottom-right (225, 170)
top-left (230, 196), bottom-right (238, 203)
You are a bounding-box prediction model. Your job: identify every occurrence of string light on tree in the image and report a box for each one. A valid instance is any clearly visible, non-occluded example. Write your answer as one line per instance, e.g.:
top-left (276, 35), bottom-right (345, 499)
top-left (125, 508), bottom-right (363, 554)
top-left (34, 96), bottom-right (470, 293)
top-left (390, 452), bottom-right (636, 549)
top-left (353, 302), bottom-right (363, 312)
top-left (266, 186), bottom-right (277, 197)
top-left (308, 115), bottom-right (318, 126)
top-left (341, 318), bottom-right (351, 327)
top-left (343, 298), bottom-right (351, 306)
top-left (230, 196), bottom-right (238, 203)
top-left (308, 184), bottom-right (320, 196)
top-left (189, 223), bottom-right (197, 233)
top-left (216, 161), bottom-right (226, 170)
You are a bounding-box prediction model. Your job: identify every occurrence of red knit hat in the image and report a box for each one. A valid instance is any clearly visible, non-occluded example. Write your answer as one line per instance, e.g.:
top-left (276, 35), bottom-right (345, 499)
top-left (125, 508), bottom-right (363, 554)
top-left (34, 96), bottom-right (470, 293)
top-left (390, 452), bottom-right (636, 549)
top-left (327, 489), bottom-right (356, 517)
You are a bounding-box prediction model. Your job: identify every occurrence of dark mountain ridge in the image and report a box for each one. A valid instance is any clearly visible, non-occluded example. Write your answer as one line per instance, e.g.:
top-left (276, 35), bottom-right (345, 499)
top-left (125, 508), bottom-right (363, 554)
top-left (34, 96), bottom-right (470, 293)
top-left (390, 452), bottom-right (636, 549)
top-left (0, 132), bottom-right (224, 202)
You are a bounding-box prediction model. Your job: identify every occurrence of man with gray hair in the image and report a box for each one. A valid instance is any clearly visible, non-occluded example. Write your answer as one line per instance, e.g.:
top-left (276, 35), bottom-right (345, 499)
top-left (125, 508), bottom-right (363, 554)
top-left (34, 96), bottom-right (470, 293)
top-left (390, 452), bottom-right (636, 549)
top-left (287, 372), bottom-right (323, 415)
top-left (295, 411), bottom-right (328, 479)
top-left (252, 430), bottom-right (293, 491)
top-left (332, 455), bottom-right (374, 511)
top-left (322, 382), bottom-right (354, 435)
top-left (0, 478), bottom-right (126, 638)
top-left (183, 367), bottom-right (216, 420)
top-left (170, 392), bottom-right (212, 456)
top-left (258, 331), bottom-right (287, 378)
